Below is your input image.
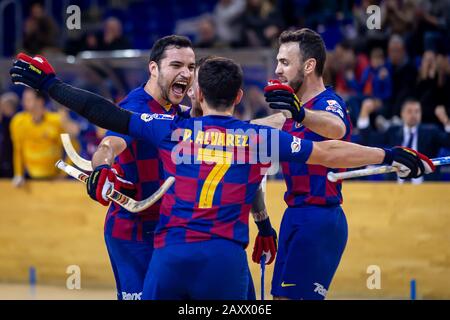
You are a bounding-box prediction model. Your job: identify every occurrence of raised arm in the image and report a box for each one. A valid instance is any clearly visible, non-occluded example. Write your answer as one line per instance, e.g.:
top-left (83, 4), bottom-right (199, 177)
top-left (263, 80), bottom-right (346, 139)
top-left (10, 53), bottom-right (131, 135)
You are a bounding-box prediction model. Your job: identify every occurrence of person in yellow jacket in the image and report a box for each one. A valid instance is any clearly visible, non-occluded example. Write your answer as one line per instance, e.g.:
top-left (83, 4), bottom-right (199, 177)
top-left (10, 88), bottom-right (79, 187)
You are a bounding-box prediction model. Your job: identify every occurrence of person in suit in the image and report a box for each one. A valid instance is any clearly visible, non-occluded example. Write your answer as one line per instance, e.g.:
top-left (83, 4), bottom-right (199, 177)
top-left (357, 97), bottom-right (450, 182)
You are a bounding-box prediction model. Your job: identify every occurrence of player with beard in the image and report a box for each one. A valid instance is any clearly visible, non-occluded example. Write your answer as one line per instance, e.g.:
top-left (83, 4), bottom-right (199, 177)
top-left (10, 53), bottom-right (434, 299)
top-left (85, 35), bottom-right (195, 300)
top-left (253, 28), bottom-right (355, 300)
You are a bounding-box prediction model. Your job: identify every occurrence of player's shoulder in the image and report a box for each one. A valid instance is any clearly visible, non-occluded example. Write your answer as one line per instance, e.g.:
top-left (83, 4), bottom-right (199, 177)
top-left (315, 88), bottom-right (347, 117)
top-left (119, 86), bottom-right (152, 112)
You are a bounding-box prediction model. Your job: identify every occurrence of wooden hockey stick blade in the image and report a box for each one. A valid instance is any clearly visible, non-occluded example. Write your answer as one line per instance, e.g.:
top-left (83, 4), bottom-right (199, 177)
top-left (60, 133), bottom-right (93, 171)
top-left (327, 156), bottom-right (450, 182)
top-left (55, 160), bottom-right (175, 213)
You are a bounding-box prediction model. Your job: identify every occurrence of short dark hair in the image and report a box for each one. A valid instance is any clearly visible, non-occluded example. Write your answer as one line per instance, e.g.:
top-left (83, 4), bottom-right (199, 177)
top-left (401, 98), bottom-right (421, 110)
top-left (149, 35), bottom-right (193, 65)
top-left (279, 28), bottom-right (327, 76)
top-left (196, 55), bottom-right (218, 69)
top-left (198, 57), bottom-right (243, 110)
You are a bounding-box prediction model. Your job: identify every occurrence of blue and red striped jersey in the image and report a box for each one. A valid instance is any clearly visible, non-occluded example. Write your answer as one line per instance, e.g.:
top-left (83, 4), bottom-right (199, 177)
top-left (281, 87), bottom-right (353, 207)
top-left (128, 114), bottom-right (313, 248)
top-left (103, 84), bottom-right (189, 242)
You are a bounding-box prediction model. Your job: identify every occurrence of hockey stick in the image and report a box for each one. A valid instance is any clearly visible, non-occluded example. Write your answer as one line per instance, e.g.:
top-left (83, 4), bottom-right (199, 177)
top-left (55, 160), bottom-right (175, 213)
top-left (260, 255), bottom-right (265, 301)
top-left (327, 156), bottom-right (450, 182)
top-left (60, 133), bottom-right (93, 171)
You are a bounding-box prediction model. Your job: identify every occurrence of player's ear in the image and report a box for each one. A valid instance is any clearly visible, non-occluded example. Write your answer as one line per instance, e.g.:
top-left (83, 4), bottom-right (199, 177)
top-left (304, 58), bottom-right (316, 76)
top-left (196, 86), bottom-right (204, 103)
top-left (149, 61), bottom-right (159, 78)
top-left (234, 89), bottom-right (243, 105)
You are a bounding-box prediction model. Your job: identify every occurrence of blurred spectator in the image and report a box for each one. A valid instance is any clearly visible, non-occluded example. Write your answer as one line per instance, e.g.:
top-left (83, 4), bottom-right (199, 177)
top-left (415, 50), bottom-right (449, 125)
top-left (381, 0), bottom-right (417, 37)
top-left (213, 0), bottom-right (246, 47)
top-left (240, 0), bottom-right (284, 47)
top-left (10, 89), bottom-right (79, 187)
top-left (347, 47), bottom-right (392, 102)
top-left (22, 1), bottom-right (60, 55)
top-left (386, 34), bottom-right (417, 118)
top-left (240, 85), bottom-right (271, 120)
top-left (413, 0), bottom-right (450, 55)
top-left (328, 40), bottom-right (369, 99)
top-left (98, 17), bottom-right (131, 51)
top-left (0, 92), bottom-right (20, 178)
top-left (68, 17), bottom-right (130, 53)
top-left (195, 16), bottom-right (225, 48)
top-left (357, 97), bottom-right (450, 182)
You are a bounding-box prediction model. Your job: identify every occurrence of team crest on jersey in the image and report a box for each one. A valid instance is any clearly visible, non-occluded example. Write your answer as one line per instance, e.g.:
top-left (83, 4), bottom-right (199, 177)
top-left (291, 136), bottom-right (302, 153)
top-left (140, 113), bottom-right (174, 122)
top-left (295, 122), bottom-right (303, 129)
top-left (325, 100), bottom-right (344, 118)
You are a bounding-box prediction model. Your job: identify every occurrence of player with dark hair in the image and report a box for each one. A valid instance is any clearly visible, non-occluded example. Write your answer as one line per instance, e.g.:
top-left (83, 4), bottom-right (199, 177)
top-left (254, 28), bottom-right (361, 299)
top-left (10, 53), bottom-right (434, 299)
top-left (78, 35), bottom-right (195, 300)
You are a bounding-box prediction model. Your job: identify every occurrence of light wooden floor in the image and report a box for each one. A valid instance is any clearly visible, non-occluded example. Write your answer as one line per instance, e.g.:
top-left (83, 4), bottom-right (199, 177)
top-left (1, 180), bottom-right (449, 299)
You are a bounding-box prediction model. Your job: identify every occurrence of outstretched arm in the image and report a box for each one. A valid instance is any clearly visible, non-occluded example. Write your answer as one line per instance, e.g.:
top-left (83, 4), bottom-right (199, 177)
top-left (276, 130), bottom-right (434, 180)
top-left (307, 140), bottom-right (384, 168)
top-left (10, 53), bottom-right (131, 135)
top-left (48, 80), bottom-right (131, 135)
top-left (250, 112), bottom-right (287, 130)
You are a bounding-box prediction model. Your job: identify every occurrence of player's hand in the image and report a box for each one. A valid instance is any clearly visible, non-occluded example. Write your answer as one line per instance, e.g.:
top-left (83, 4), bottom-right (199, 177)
top-left (382, 146), bottom-right (435, 179)
top-left (264, 79), bottom-right (305, 123)
top-left (111, 163), bottom-right (137, 199)
top-left (86, 165), bottom-right (136, 206)
top-left (252, 218), bottom-right (278, 265)
top-left (9, 53), bottom-right (57, 91)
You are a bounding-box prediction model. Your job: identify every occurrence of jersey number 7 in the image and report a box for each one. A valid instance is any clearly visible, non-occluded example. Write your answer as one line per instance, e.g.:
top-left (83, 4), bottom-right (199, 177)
top-left (197, 148), bottom-right (232, 209)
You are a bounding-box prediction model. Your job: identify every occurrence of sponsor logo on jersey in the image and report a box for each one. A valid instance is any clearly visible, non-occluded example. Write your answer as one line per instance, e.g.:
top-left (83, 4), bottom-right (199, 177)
top-left (152, 114), bottom-right (175, 120)
top-left (325, 100), bottom-right (344, 118)
top-left (140, 113), bottom-right (174, 122)
top-left (291, 136), bottom-right (302, 153)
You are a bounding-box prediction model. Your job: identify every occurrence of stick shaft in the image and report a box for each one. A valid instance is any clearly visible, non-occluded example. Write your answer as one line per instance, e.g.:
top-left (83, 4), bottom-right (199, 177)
top-left (55, 160), bottom-right (174, 213)
top-left (327, 156), bottom-right (450, 182)
top-left (61, 134), bottom-right (93, 171)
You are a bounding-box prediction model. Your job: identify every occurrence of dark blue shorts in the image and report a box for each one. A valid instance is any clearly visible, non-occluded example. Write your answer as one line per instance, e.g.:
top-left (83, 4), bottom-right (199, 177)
top-left (142, 239), bottom-right (249, 300)
top-left (271, 205), bottom-right (348, 300)
top-left (104, 234), bottom-right (154, 300)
